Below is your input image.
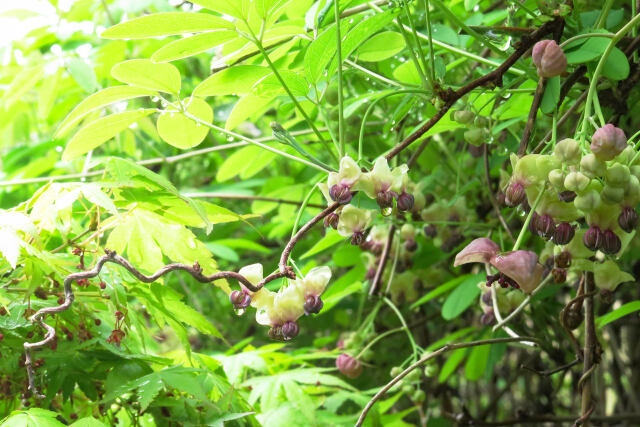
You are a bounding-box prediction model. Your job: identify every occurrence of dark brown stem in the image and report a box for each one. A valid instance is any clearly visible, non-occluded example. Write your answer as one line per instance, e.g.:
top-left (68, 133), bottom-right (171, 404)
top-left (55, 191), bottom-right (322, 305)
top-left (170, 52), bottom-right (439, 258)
top-left (579, 271), bottom-right (598, 427)
top-left (483, 144), bottom-right (514, 241)
top-left (521, 358), bottom-right (580, 376)
top-left (385, 18), bottom-right (564, 161)
top-left (517, 77), bottom-right (546, 156)
top-left (368, 225), bottom-right (395, 296)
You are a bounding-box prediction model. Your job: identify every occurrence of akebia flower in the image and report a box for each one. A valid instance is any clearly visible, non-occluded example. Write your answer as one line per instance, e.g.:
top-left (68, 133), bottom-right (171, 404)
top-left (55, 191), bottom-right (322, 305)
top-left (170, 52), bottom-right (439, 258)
top-left (618, 206), bottom-right (639, 233)
top-left (336, 353), bottom-right (363, 379)
top-left (531, 39), bottom-right (567, 78)
top-left (505, 182), bottom-right (526, 207)
top-left (238, 263), bottom-right (274, 310)
top-left (327, 156), bottom-right (361, 204)
top-left (455, 238), bottom-right (543, 294)
top-left (583, 225), bottom-right (603, 251)
top-left (337, 205), bottom-right (374, 244)
top-left (358, 157), bottom-right (408, 209)
top-left (256, 284), bottom-right (304, 340)
top-left (295, 266), bottom-right (331, 315)
top-left (590, 124), bottom-right (627, 161)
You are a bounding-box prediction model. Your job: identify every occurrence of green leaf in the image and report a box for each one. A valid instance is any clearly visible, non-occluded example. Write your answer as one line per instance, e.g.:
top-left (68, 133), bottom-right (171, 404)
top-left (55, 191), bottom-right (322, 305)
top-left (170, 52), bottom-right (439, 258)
top-left (441, 273), bottom-right (483, 320)
top-left (322, 264), bottom-right (365, 312)
top-left (156, 97), bottom-right (213, 148)
top-left (464, 342), bottom-right (490, 381)
top-left (2, 65), bottom-right (44, 108)
top-left (301, 230), bottom-right (345, 259)
top-left (111, 59), bottom-right (181, 94)
top-left (151, 30), bottom-right (238, 62)
top-left (56, 85), bottom-right (156, 138)
top-left (190, 0), bottom-right (249, 19)
top-left (38, 68), bottom-right (62, 120)
top-left (410, 274), bottom-right (472, 310)
top-left (67, 57), bottom-right (98, 93)
top-left (101, 12), bottom-right (234, 39)
top-left (305, 21), bottom-right (350, 84)
top-left (565, 36), bottom-right (610, 64)
top-left (602, 47), bottom-right (629, 81)
top-left (226, 94), bottom-right (275, 130)
top-left (438, 348), bottom-right (467, 383)
top-left (540, 76), bottom-right (560, 115)
top-left (0, 409), bottom-right (65, 427)
top-left (62, 109), bottom-right (154, 161)
top-left (251, 71), bottom-right (308, 97)
top-left (596, 301), bottom-right (640, 327)
top-left (71, 417), bottom-right (108, 427)
top-left (194, 65), bottom-right (271, 97)
top-left (357, 31), bottom-right (405, 61)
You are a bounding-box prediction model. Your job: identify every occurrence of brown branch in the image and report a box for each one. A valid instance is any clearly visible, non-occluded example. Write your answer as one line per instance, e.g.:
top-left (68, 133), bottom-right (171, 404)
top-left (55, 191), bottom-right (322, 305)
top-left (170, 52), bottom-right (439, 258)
top-left (579, 271), bottom-right (598, 427)
top-left (483, 144), bottom-right (514, 241)
top-left (368, 225), bottom-right (395, 296)
top-left (355, 336), bottom-right (542, 427)
top-left (384, 18), bottom-right (564, 161)
top-left (521, 358), bottom-right (580, 376)
top-left (517, 77), bottom-right (546, 157)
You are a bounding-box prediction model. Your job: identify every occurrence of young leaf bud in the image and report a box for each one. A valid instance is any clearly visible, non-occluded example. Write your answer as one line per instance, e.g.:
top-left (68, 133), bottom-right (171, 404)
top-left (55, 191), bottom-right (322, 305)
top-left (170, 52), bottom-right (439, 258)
top-left (591, 124), bottom-right (627, 161)
top-left (531, 40), bottom-right (567, 77)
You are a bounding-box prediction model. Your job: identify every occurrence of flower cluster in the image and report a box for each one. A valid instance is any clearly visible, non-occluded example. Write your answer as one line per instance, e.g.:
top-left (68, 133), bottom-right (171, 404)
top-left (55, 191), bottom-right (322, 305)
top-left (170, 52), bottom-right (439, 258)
top-left (230, 264), bottom-right (331, 340)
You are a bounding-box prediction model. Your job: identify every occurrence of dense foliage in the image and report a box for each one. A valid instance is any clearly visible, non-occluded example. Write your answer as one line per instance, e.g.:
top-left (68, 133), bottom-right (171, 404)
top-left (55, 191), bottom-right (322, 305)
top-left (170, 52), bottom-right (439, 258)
top-left (1, 0), bottom-right (640, 426)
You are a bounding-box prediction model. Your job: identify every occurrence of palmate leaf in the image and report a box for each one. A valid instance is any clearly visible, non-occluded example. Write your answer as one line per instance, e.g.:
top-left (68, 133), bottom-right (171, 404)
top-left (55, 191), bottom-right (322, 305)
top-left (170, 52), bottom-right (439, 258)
top-left (0, 408), bottom-right (65, 427)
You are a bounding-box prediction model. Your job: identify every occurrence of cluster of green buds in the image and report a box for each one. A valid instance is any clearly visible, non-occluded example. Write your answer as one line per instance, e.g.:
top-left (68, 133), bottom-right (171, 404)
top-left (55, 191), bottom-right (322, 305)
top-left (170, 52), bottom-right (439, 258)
top-left (229, 264), bottom-right (331, 340)
top-left (450, 109), bottom-right (492, 147)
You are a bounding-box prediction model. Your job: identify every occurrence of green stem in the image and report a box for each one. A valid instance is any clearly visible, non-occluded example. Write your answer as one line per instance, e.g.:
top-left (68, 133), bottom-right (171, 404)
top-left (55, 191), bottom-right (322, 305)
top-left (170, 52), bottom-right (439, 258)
top-left (335, 0), bottom-right (345, 157)
top-left (512, 185), bottom-right (546, 251)
top-left (290, 181), bottom-right (321, 239)
top-left (355, 326), bottom-right (405, 359)
top-left (596, 0), bottom-right (614, 28)
top-left (383, 297), bottom-right (419, 359)
top-left (401, 0), bottom-right (432, 88)
top-left (358, 89), bottom-right (431, 162)
top-left (559, 32), bottom-right (614, 49)
top-left (579, 12), bottom-right (640, 143)
top-left (423, 0), bottom-right (436, 83)
top-left (396, 16), bottom-right (429, 89)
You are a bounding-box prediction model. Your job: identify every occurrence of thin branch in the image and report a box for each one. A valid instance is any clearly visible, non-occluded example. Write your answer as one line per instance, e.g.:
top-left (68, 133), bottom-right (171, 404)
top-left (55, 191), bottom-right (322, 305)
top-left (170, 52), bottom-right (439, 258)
top-left (517, 77), bottom-right (546, 157)
top-left (521, 358), bottom-right (580, 376)
top-left (492, 276), bottom-right (552, 332)
top-left (579, 272), bottom-right (598, 427)
top-left (368, 225), bottom-right (396, 296)
top-left (355, 336), bottom-right (541, 427)
top-left (483, 144), bottom-right (514, 241)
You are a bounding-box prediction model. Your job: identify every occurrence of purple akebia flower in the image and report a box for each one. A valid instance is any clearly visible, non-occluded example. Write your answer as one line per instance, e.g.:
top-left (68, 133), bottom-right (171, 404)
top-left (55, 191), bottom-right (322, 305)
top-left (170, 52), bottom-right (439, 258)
top-left (531, 40), bottom-right (567, 78)
top-left (336, 353), bottom-right (363, 379)
top-left (326, 156), bottom-right (362, 205)
top-left (590, 124), bottom-right (627, 161)
top-left (455, 238), bottom-right (544, 294)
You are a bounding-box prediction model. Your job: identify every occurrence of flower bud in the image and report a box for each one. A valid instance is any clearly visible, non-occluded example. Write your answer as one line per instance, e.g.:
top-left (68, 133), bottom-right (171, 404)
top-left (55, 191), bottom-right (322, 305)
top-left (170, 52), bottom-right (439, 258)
top-left (531, 39), bottom-right (567, 77)
top-left (464, 128), bottom-right (486, 146)
top-left (548, 169), bottom-right (566, 190)
top-left (452, 110), bottom-right (474, 124)
top-left (601, 185), bottom-right (625, 204)
top-left (268, 326), bottom-right (284, 341)
top-left (618, 206), bottom-right (638, 233)
top-left (405, 239), bottom-right (417, 251)
top-left (564, 172), bottom-right (590, 193)
top-left (551, 267), bottom-right (567, 284)
top-left (376, 190), bottom-right (394, 209)
top-left (336, 353), bottom-right (363, 379)
top-left (330, 184), bottom-right (353, 205)
top-left (324, 212), bottom-right (339, 229)
top-left (583, 225), bottom-right (603, 251)
top-left (605, 163), bottom-right (631, 187)
top-left (558, 190), bottom-right (577, 202)
top-left (481, 291), bottom-right (493, 306)
top-left (351, 231), bottom-right (365, 246)
top-left (480, 310), bottom-right (495, 325)
top-left (281, 321), bottom-right (299, 340)
top-left (553, 222), bottom-right (575, 245)
top-left (631, 165), bottom-right (640, 180)
top-left (535, 214), bottom-right (556, 240)
top-left (475, 116), bottom-right (490, 127)
top-left (601, 229), bottom-right (621, 255)
top-left (573, 190), bottom-right (601, 212)
top-left (554, 138), bottom-right (581, 164)
top-left (555, 250), bottom-right (572, 268)
top-left (580, 153), bottom-right (606, 179)
top-left (412, 389), bottom-right (426, 403)
top-left (424, 224), bottom-right (437, 238)
top-left (505, 182), bottom-right (526, 207)
top-left (591, 124), bottom-right (627, 161)
top-left (303, 295), bottom-right (323, 315)
top-left (397, 192), bottom-right (415, 211)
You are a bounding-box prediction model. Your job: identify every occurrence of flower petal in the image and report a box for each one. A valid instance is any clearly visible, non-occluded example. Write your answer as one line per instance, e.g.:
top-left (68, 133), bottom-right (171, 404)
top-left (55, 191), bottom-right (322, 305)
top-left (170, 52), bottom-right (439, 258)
top-left (453, 238), bottom-right (500, 267)
top-left (490, 250), bottom-right (542, 294)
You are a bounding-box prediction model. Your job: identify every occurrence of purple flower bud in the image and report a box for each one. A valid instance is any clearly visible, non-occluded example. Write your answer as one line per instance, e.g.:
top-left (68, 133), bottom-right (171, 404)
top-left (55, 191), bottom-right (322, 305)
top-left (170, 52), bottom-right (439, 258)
top-left (405, 239), bottom-right (417, 252)
top-left (505, 182), bottom-right (526, 207)
top-left (304, 295), bottom-right (324, 315)
top-left (481, 291), bottom-right (492, 306)
top-left (329, 184), bottom-right (353, 205)
top-left (424, 224), bottom-right (437, 238)
top-left (583, 225), bottom-right (603, 251)
top-left (558, 190), bottom-right (577, 203)
top-left (480, 310), bottom-right (495, 326)
top-left (397, 192), bottom-right (415, 211)
top-left (365, 267), bottom-right (376, 280)
top-left (281, 321), bottom-right (299, 340)
top-left (552, 267), bottom-right (567, 284)
top-left (336, 353), bottom-right (363, 379)
top-left (324, 212), bottom-right (339, 229)
top-left (351, 231), bottom-right (365, 246)
top-left (229, 290), bottom-right (251, 309)
top-left (555, 251), bottom-right (572, 268)
top-left (590, 124), bottom-right (627, 161)
top-left (536, 214), bottom-right (556, 240)
top-left (618, 206), bottom-right (638, 233)
top-left (531, 40), bottom-right (567, 78)
top-left (553, 222), bottom-right (575, 245)
top-left (268, 326), bottom-right (284, 341)
top-left (601, 229), bottom-right (621, 255)
top-left (376, 190), bottom-right (394, 209)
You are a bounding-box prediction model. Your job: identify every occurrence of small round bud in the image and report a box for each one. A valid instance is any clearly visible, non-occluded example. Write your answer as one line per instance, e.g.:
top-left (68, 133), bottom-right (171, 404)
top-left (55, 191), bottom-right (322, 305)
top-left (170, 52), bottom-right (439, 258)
top-left (230, 290), bottom-right (251, 309)
top-left (57, 297), bottom-right (64, 305)
top-left (580, 153), bottom-right (607, 178)
top-left (376, 190), bottom-right (394, 209)
top-left (548, 169), bottom-right (566, 190)
top-left (464, 128), bottom-right (486, 146)
top-left (324, 212), bottom-right (339, 230)
top-left (336, 353), bottom-right (363, 379)
top-left (554, 138), bottom-right (580, 164)
top-left (564, 172), bottom-right (590, 193)
top-left (330, 184), bottom-right (353, 205)
top-left (423, 224), bottom-right (437, 238)
top-left (424, 364), bottom-right (437, 377)
top-left (0, 333), bottom-right (3, 341)
top-left (555, 251), bottom-right (572, 268)
top-left (325, 86), bottom-right (339, 106)
top-left (591, 124), bottom-right (627, 161)
top-left (390, 366), bottom-right (402, 378)
top-left (95, 319), bottom-right (101, 326)
top-left (303, 295), bottom-right (323, 315)
top-left (553, 222), bottom-right (575, 245)
top-left (605, 163), bottom-right (631, 188)
top-left (532, 40), bottom-right (567, 77)
top-left (505, 182), bottom-right (526, 207)
top-left (601, 185), bottom-right (625, 204)
top-left (452, 110), bottom-right (474, 124)
top-left (583, 225), bottom-right (603, 251)
top-left (396, 192), bottom-right (415, 211)
top-left (551, 268), bottom-right (567, 284)
top-left (281, 321), bottom-right (299, 340)
top-left (558, 190), bottom-right (577, 202)
top-left (601, 229), bottom-right (621, 255)
top-left (475, 116), bottom-right (490, 127)
top-left (351, 231), bottom-right (365, 246)
top-left (481, 291), bottom-right (492, 306)
top-left (573, 190), bottom-right (601, 212)
top-left (536, 214), bottom-right (556, 240)
top-left (99, 281), bottom-right (106, 290)
top-left (405, 239), bottom-right (417, 252)
top-left (480, 310), bottom-right (495, 325)
top-left (618, 206), bottom-right (639, 233)
top-left (412, 389), bottom-right (426, 403)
